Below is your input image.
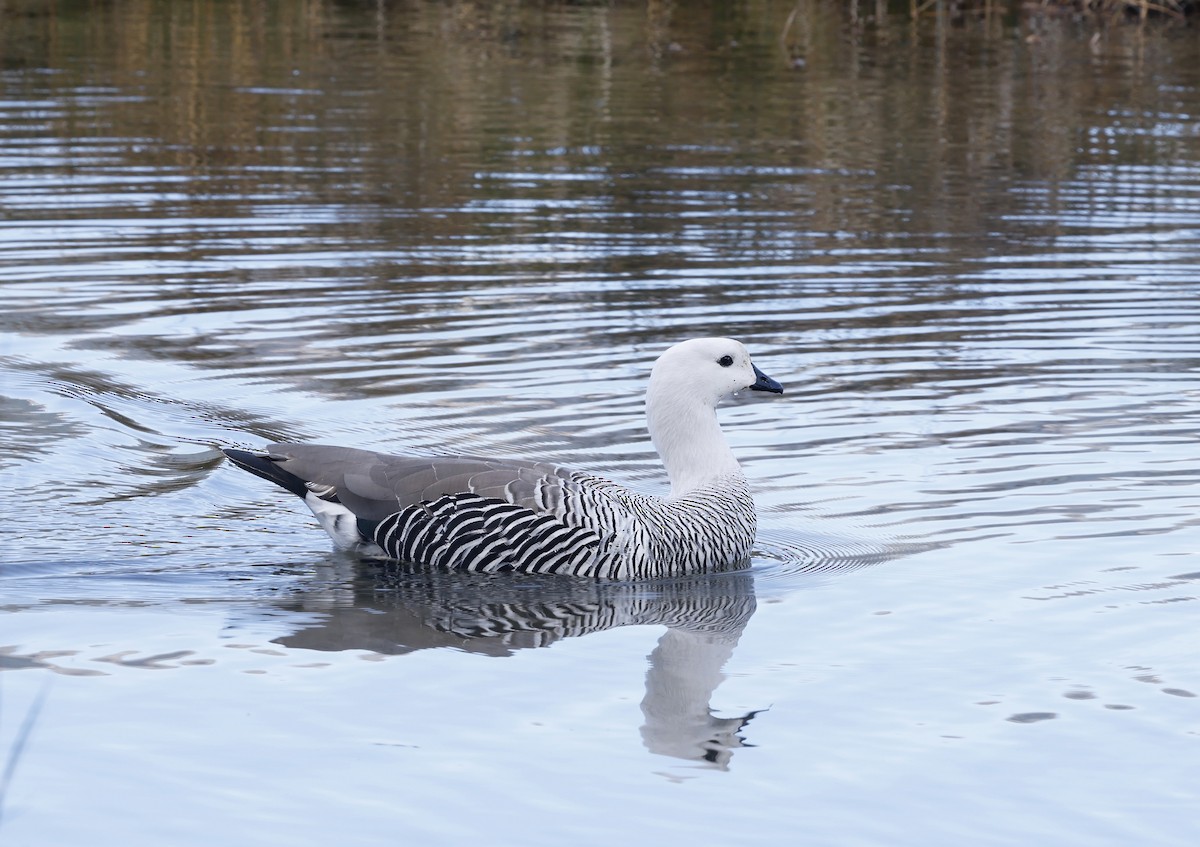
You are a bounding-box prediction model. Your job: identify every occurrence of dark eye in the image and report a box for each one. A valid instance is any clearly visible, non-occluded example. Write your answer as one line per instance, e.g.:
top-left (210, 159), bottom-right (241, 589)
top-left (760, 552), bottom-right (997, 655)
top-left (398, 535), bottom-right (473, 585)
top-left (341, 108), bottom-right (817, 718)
top-left (718, 355), bottom-right (734, 367)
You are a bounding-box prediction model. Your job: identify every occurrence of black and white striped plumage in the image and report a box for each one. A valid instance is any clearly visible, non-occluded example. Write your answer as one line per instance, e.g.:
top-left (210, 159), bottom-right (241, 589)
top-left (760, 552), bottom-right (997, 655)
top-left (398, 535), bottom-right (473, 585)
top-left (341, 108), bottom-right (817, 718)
top-left (222, 338), bottom-right (783, 579)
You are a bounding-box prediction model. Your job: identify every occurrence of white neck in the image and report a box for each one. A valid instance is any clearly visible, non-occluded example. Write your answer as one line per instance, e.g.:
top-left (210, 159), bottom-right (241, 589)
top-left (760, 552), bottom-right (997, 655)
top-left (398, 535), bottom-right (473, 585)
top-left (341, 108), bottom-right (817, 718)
top-left (646, 385), bottom-right (742, 497)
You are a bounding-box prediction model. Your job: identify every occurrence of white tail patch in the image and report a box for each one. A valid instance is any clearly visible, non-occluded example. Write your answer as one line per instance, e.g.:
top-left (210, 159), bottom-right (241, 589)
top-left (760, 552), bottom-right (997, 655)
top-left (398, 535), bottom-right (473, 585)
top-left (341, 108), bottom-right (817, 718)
top-left (303, 492), bottom-right (364, 549)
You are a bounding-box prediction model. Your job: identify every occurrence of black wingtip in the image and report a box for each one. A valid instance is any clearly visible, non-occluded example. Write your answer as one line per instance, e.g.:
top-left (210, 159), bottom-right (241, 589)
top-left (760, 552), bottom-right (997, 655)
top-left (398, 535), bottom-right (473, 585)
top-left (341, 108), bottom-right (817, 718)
top-left (221, 447), bottom-right (310, 500)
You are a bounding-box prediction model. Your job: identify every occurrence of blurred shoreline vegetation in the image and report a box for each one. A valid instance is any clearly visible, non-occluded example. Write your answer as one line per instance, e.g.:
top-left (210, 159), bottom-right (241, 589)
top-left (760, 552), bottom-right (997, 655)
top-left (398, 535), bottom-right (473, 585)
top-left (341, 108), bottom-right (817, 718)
top-left (0, 0), bottom-right (1196, 47)
top-left (0, 2), bottom-right (1194, 87)
top-left (0, 0), bottom-right (1194, 239)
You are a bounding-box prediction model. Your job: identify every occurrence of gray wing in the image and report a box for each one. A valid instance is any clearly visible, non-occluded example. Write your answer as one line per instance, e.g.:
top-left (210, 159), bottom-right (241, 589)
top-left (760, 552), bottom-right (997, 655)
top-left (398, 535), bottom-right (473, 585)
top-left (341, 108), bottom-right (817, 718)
top-left (264, 442), bottom-right (592, 522)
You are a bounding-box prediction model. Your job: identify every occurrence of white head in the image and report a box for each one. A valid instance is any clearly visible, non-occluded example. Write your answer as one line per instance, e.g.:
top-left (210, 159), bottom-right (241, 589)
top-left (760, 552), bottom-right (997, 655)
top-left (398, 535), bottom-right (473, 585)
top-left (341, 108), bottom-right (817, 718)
top-left (645, 338), bottom-right (782, 495)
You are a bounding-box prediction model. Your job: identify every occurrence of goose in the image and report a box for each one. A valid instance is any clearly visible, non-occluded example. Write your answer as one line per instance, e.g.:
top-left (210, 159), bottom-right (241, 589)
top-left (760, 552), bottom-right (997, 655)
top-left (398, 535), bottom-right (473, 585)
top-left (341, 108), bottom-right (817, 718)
top-left (222, 337), bottom-right (783, 579)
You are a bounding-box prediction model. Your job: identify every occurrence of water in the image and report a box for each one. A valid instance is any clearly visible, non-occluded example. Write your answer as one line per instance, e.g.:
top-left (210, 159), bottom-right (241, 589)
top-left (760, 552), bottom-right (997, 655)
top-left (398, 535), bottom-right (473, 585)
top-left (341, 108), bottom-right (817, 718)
top-left (3, 1), bottom-right (1200, 844)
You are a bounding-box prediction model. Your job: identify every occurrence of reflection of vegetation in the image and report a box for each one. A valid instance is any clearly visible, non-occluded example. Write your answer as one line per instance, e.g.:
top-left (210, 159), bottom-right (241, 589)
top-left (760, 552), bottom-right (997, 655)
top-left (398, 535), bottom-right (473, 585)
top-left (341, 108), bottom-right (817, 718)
top-left (1, 0), bottom-right (1193, 390)
top-left (899, 0), bottom-right (1194, 21)
top-left (2, 0), bottom-right (1191, 209)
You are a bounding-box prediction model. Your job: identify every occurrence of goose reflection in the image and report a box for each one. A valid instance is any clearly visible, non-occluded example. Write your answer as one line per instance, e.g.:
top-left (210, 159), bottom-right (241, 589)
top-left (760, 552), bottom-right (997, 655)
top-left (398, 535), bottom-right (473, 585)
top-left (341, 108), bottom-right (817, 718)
top-left (274, 562), bottom-right (761, 769)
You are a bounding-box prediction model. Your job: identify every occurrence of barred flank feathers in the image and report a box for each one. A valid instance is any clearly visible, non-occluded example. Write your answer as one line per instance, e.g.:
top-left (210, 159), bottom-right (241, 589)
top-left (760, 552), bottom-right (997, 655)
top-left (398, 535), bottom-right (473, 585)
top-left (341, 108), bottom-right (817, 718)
top-left (367, 472), bottom-right (755, 579)
top-left (372, 493), bottom-right (612, 576)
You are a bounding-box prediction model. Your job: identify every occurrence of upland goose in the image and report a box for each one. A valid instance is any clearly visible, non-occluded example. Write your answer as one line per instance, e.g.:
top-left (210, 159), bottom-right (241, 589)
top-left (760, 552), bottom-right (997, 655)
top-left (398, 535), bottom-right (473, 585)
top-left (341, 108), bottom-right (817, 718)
top-left (223, 337), bottom-right (782, 579)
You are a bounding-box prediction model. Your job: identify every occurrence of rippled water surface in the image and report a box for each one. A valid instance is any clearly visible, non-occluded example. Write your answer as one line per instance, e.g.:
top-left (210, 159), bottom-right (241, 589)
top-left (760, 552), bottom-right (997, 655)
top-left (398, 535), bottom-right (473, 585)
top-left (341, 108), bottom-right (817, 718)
top-left (3, 2), bottom-right (1200, 844)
